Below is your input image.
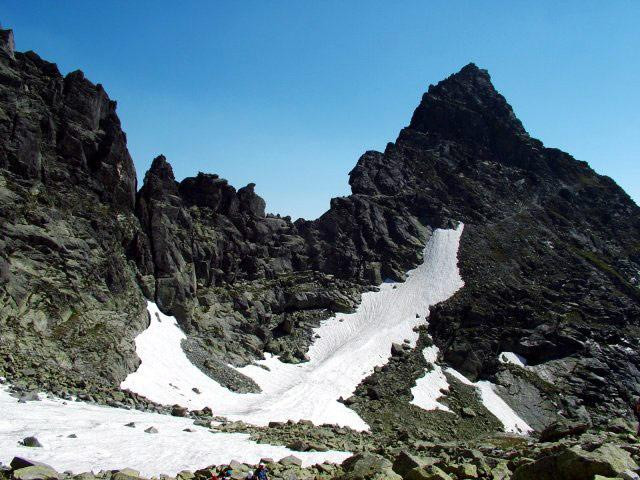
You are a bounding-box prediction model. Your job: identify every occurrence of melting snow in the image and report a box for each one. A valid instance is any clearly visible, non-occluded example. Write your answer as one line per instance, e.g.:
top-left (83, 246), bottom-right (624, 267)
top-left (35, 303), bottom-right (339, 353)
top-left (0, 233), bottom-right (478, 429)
top-left (445, 368), bottom-right (532, 434)
top-left (122, 225), bottom-right (466, 431)
top-left (410, 346), bottom-right (451, 412)
top-left (0, 387), bottom-right (350, 476)
top-left (410, 347), bottom-right (532, 434)
top-left (498, 352), bottom-right (527, 367)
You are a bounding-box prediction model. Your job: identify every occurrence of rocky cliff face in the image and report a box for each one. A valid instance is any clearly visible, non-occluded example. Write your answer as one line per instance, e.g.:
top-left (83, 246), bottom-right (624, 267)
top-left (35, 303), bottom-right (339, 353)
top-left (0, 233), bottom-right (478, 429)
top-left (409, 65), bottom-right (640, 425)
top-left (0, 29), bottom-right (147, 393)
top-left (346, 64), bottom-right (640, 430)
top-left (1, 29), bottom-right (639, 430)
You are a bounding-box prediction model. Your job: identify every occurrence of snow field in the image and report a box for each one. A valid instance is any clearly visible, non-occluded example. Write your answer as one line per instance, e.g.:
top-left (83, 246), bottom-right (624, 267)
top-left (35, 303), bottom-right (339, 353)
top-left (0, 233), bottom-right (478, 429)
top-left (0, 387), bottom-right (351, 476)
top-left (0, 221), bottom-right (534, 477)
top-left (122, 225), bottom-right (466, 430)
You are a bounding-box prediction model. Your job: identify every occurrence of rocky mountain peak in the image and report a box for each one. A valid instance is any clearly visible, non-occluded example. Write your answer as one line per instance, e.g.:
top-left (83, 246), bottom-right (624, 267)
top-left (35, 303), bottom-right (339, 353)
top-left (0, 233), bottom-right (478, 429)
top-left (0, 29), bottom-right (137, 209)
top-left (178, 171), bottom-right (238, 213)
top-left (0, 28), bottom-right (15, 59)
top-left (350, 63), bottom-right (547, 201)
top-left (405, 63), bottom-right (533, 168)
top-left (139, 154), bottom-right (179, 198)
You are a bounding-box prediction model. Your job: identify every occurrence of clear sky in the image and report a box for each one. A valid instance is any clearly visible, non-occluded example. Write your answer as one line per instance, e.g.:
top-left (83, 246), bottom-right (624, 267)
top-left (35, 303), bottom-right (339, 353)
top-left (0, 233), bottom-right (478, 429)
top-left (2, 1), bottom-right (638, 219)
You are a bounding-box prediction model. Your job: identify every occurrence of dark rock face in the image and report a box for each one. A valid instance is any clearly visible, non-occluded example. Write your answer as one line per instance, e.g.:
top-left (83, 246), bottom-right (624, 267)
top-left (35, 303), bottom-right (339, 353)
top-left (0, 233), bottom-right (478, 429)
top-left (1, 27), bottom-right (639, 433)
top-left (344, 63), bottom-right (640, 427)
top-left (135, 153), bottom-right (366, 376)
top-left (400, 64), bottom-right (640, 425)
top-left (0, 29), bottom-right (147, 392)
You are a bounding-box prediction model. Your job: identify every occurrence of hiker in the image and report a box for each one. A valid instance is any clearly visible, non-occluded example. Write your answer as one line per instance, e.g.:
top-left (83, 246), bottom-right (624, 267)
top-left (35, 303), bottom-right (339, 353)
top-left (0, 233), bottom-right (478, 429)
top-left (256, 463), bottom-right (269, 480)
top-left (219, 467), bottom-right (233, 480)
top-left (635, 397), bottom-right (640, 434)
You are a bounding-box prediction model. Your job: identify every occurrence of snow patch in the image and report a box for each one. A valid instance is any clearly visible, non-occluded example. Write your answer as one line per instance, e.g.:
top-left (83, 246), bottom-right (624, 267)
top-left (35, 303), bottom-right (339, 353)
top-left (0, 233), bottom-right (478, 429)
top-left (0, 386), bottom-right (350, 476)
top-left (410, 347), bottom-right (532, 433)
top-left (410, 346), bottom-right (451, 412)
top-left (498, 352), bottom-right (527, 367)
top-left (422, 345), bottom-right (439, 364)
top-left (445, 368), bottom-right (532, 434)
top-left (122, 225), bottom-right (465, 430)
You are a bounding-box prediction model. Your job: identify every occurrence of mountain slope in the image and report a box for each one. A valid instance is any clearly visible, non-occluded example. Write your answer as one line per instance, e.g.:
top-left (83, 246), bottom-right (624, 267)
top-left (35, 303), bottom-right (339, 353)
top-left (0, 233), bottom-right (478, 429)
top-left (345, 63), bottom-right (640, 430)
top-left (1, 28), bottom-right (639, 435)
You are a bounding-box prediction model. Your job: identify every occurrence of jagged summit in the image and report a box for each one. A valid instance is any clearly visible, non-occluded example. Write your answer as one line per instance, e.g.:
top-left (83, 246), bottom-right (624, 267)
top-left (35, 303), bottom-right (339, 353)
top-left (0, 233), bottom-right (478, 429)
top-left (423, 62), bottom-right (496, 99)
top-left (140, 154), bottom-right (179, 197)
top-left (454, 61), bottom-right (489, 77)
top-left (406, 63), bottom-right (530, 163)
top-left (0, 28), bottom-right (15, 58)
top-left (148, 154), bottom-right (174, 175)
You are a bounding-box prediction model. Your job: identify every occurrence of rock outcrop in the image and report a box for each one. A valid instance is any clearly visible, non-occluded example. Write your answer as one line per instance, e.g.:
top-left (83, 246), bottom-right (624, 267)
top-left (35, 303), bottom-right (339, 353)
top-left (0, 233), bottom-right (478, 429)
top-left (0, 29), bottom-right (147, 393)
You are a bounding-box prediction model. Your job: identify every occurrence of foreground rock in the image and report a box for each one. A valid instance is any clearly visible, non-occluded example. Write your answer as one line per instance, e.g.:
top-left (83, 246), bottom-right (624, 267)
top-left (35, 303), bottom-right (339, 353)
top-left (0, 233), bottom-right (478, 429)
top-left (11, 466), bottom-right (59, 480)
top-left (513, 444), bottom-right (638, 480)
top-left (539, 419), bottom-right (590, 442)
top-left (340, 453), bottom-right (401, 480)
top-left (3, 424), bottom-right (640, 480)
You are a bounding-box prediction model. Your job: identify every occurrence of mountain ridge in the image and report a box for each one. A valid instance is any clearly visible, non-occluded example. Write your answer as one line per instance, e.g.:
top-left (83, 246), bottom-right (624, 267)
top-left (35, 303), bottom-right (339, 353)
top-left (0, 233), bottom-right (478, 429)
top-left (1, 27), bottom-right (639, 441)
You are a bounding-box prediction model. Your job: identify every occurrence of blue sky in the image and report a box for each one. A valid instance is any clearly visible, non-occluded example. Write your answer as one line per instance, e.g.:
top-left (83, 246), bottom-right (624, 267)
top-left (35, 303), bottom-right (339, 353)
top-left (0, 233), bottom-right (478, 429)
top-left (2, 1), bottom-right (638, 219)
